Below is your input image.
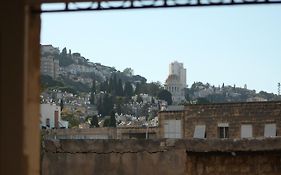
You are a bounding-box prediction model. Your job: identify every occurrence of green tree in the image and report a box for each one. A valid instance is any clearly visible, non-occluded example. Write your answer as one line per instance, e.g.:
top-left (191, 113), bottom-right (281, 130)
top-left (98, 94), bottom-right (114, 117)
top-left (61, 114), bottom-right (79, 128)
top-left (117, 79), bottom-right (123, 96)
top-left (157, 90), bottom-right (172, 105)
top-left (61, 47), bottom-right (67, 56)
top-left (124, 82), bottom-right (133, 97)
top-left (103, 111), bottom-right (116, 127)
top-left (123, 68), bottom-right (134, 77)
top-left (196, 98), bottom-right (210, 104)
top-left (90, 115), bottom-right (99, 128)
top-left (136, 95), bottom-right (143, 103)
top-left (134, 83), bottom-right (141, 95)
top-left (147, 82), bottom-right (162, 96)
top-left (103, 118), bottom-right (110, 127)
top-left (60, 99), bottom-right (64, 111)
top-left (109, 111), bottom-right (116, 127)
top-left (89, 79), bottom-right (96, 105)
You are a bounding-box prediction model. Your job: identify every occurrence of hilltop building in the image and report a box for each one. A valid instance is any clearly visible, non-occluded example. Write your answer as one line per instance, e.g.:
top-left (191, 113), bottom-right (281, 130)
top-left (40, 45), bottom-right (60, 79)
top-left (40, 55), bottom-right (60, 79)
top-left (165, 61), bottom-right (187, 104)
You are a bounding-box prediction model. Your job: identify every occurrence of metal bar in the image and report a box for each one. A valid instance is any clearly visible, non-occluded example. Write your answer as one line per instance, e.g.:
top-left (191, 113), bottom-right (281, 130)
top-left (33, 0), bottom-right (281, 13)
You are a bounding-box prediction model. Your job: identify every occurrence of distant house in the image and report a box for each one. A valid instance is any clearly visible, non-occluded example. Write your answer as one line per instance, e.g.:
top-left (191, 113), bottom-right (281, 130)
top-left (40, 104), bottom-right (68, 129)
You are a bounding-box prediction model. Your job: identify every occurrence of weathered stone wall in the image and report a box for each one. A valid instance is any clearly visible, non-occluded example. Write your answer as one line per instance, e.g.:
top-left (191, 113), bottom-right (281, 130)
top-left (159, 101), bottom-right (281, 139)
top-left (42, 138), bottom-right (281, 175)
top-left (183, 102), bottom-right (281, 139)
top-left (43, 127), bottom-right (159, 140)
top-left (186, 152), bottom-right (281, 175)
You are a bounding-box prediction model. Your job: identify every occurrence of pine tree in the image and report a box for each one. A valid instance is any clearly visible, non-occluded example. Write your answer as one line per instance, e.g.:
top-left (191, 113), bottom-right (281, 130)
top-left (90, 115), bottom-right (99, 128)
top-left (124, 82), bottom-right (133, 97)
top-left (60, 99), bottom-right (64, 111)
top-left (109, 111), bottom-right (116, 127)
top-left (117, 79), bottom-right (123, 96)
top-left (89, 79), bottom-right (96, 105)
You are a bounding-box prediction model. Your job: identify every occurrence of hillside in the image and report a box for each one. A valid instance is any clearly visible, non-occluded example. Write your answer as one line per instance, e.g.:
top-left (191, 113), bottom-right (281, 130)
top-left (41, 45), bottom-right (281, 103)
top-left (41, 45), bottom-right (147, 93)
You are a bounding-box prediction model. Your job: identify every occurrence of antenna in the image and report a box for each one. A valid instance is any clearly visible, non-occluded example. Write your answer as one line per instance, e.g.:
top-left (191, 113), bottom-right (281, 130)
top-left (278, 83), bottom-right (281, 95)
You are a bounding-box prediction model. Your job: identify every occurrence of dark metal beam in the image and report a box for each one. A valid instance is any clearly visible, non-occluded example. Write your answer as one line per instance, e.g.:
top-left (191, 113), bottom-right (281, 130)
top-left (33, 0), bottom-right (281, 13)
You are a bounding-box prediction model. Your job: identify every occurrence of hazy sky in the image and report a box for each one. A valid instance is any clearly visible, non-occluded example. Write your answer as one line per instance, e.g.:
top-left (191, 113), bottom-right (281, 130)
top-left (41, 4), bottom-right (281, 93)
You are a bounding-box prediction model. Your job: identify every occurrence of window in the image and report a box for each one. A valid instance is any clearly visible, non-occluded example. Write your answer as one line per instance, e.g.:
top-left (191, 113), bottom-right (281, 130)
top-left (264, 123), bottom-right (276, 137)
top-left (193, 125), bottom-right (206, 139)
top-left (218, 123), bottom-right (229, 138)
top-left (241, 124), bottom-right (252, 138)
top-left (164, 120), bottom-right (182, 138)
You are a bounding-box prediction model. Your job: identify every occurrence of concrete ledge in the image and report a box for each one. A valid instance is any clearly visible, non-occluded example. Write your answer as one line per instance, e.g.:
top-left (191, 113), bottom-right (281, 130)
top-left (43, 137), bottom-right (281, 153)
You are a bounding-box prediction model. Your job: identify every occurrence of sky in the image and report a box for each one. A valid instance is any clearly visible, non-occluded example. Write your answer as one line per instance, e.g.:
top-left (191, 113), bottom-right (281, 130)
top-left (41, 4), bottom-right (281, 94)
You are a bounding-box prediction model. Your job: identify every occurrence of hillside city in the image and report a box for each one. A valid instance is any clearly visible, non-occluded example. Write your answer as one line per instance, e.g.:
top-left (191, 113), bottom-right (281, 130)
top-left (40, 44), bottom-right (281, 129)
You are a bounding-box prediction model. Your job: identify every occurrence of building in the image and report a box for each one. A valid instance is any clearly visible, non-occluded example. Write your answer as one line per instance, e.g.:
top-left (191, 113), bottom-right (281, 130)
top-left (159, 101), bottom-right (281, 139)
top-left (169, 61), bottom-right (186, 86)
top-left (41, 44), bottom-right (60, 55)
top-left (165, 61), bottom-right (187, 104)
top-left (40, 55), bottom-right (60, 79)
top-left (40, 104), bottom-right (68, 129)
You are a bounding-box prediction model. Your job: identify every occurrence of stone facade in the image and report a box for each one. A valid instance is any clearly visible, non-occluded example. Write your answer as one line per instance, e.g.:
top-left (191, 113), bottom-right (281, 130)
top-left (42, 138), bottom-right (281, 175)
top-left (159, 101), bottom-right (281, 139)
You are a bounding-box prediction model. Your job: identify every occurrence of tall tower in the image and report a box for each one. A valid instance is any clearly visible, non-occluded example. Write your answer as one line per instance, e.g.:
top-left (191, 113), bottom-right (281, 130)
top-left (165, 61), bottom-right (187, 104)
top-left (169, 61), bottom-right (186, 87)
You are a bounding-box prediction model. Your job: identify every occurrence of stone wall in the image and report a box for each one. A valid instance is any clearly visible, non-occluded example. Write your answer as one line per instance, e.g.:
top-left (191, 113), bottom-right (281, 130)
top-left (43, 127), bottom-right (159, 140)
top-left (42, 138), bottom-right (281, 175)
top-left (159, 101), bottom-right (281, 139)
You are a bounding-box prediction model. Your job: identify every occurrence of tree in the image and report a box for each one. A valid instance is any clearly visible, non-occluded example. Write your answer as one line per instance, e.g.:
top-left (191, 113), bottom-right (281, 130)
top-left (98, 94), bottom-right (114, 117)
top-left (196, 98), bottom-right (210, 104)
top-left (117, 79), bottom-right (123, 96)
top-left (61, 113), bottom-right (79, 128)
top-left (61, 47), bottom-right (67, 56)
top-left (103, 111), bottom-right (116, 127)
top-left (124, 82), bottom-right (133, 97)
top-left (89, 79), bottom-right (96, 105)
top-left (60, 99), bottom-right (64, 111)
top-left (134, 83), bottom-right (141, 95)
top-left (90, 115), bottom-right (99, 128)
top-left (157, 90), bottom-right (172, 105)
top-left (136, 95), bottom-right (143, 103)
top-left (147, 82), bottom-right (162, 96)
top-left (109, 111), bottom-right (116, 127)
top-left (123, 68), bottom-right (134, 77)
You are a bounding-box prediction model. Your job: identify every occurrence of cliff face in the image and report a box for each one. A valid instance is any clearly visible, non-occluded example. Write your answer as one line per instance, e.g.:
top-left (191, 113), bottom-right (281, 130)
top-left (42, 138), bottom-right (281, 175)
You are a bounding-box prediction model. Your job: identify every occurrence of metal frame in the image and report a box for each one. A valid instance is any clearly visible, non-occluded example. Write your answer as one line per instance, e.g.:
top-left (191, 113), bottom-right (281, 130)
top-left (35, 0), bottom-right (281, 13)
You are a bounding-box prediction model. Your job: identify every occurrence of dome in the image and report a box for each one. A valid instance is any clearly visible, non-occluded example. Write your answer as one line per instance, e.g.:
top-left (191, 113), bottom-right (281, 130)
top-left (165, 74), bottom-right (180, 84)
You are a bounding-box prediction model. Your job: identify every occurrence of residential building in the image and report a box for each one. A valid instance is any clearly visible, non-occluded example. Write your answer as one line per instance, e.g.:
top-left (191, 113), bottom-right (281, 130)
top-left (41, 44), bottom-right (59, 55)
top-left (158, 101), bottom-right (281, 139)
top-left (40, 104), bottom-right (68, 129)
top-left (40, 55), bottom-right (60, 79)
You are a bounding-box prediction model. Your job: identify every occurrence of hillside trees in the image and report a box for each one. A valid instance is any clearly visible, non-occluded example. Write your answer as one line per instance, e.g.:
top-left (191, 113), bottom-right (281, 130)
top-left (157, 89), bottom-right (172, 105)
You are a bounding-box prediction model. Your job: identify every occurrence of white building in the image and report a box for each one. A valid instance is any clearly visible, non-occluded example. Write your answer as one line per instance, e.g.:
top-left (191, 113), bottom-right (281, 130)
top-left (40, 104), bottom-right (68, 129)
top-left (169, 61), bottom-right (186, 87)
top-left (165, 61), bottom-right (187, 104)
